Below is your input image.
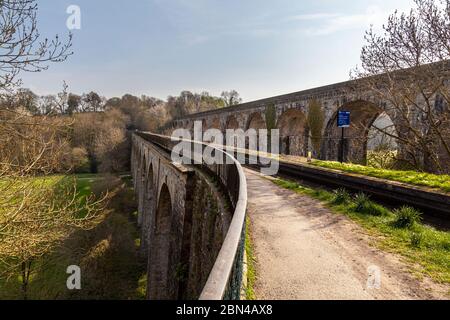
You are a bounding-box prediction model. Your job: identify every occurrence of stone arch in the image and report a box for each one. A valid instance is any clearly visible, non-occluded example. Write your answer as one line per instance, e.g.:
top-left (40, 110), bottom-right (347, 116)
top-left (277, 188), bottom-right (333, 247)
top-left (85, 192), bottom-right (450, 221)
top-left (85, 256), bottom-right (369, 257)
top-left (137, 151), bottom-right (147, 226)
top-left (225, 115), bottom-right (240, 130)
top-left (245, 112), bottom-right (267, 150)
top-left (184, 120), bottom-right (194, 138)
top-left (246, 112), bottom-right (267, 151)
top-left (246, 112), bottom-right (266, 131)
top-left (148, 183), bottom-right (175, 300)
top-left (277, 108), bottom-right (308, 156)
top-left (321, 100), bottom-right (396, 164)
top-left (209, 117), bottom-right (221, 130)
top-left (367, 112), bottom-right (399, 150)
top-left (365, 112), bottom-right (400, 167)
top-left (141, 162), bottom-right (155, 256)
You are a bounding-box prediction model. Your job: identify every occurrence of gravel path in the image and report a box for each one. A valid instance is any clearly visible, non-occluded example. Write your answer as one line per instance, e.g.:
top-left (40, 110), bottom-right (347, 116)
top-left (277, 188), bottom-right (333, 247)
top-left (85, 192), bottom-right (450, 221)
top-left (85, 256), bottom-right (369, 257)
top-left (245, 169), bottom-right (448, 300)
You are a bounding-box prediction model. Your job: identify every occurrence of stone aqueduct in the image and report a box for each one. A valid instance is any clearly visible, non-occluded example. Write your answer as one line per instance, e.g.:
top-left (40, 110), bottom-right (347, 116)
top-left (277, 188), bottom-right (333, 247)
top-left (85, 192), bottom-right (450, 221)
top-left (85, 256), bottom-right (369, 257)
top-left (132, 79), bottom-right (449, 300)
top-left (131, 132), bottom-right (247, 300)
top-left (168, 79), bottom-right (448, 169)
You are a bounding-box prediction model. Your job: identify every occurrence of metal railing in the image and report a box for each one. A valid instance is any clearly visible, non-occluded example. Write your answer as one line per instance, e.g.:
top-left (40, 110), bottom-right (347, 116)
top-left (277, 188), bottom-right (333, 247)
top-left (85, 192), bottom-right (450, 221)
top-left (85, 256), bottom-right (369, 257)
top-left (134, 132), bottom-right (248, 300)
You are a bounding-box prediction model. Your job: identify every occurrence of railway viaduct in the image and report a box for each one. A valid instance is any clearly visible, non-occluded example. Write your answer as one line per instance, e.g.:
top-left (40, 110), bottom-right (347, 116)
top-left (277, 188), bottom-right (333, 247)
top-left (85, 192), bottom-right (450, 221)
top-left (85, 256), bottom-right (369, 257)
top-left (168, 79), bottom-right (449, 171)
top-left (131, 132), bottom-right (247, 300)
top-left (132, 77), bottom-right (449, 300)
top-left (131, 130), bottom-right (450, 301)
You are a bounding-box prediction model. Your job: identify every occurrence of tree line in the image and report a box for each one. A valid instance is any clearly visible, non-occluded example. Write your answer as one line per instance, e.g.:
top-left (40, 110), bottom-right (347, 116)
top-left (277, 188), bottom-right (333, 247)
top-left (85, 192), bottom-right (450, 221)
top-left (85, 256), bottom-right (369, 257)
top-left (1, 86), bottom-right (241, 117)
top-left (0, 87), bottom-right (242, 175)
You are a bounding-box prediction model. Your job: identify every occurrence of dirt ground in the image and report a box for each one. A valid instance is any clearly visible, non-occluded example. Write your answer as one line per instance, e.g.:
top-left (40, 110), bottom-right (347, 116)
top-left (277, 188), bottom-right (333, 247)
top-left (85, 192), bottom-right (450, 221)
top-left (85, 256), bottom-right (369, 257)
top-left (245, 169), bottom-right (449, 300)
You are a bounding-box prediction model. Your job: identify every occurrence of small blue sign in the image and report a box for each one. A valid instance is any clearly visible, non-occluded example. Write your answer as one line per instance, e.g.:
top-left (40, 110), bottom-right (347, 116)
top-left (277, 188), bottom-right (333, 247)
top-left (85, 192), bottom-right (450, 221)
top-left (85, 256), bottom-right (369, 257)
top-left (337, 111), bottom-right (350, 128)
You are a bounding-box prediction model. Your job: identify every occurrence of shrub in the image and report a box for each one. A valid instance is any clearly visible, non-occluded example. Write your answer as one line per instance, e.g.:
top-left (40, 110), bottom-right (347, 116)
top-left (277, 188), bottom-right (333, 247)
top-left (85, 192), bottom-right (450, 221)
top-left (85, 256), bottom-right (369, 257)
top-left (393, 206), bottom-right (422, 229)
top-left (410, 232), bottom-right (423, 248)
top-left (353, 193), bottom-right (385, 216)
top-left (354, 193), bottom-right (371, 212)
top-left (332, 188), bottom-right (351, 205)
top-left (367, 149), bottom-right (398, 169)
top-left (307, 99), bottom-right (325, 156)
top-left (71, 147), bottom-right (91, 173)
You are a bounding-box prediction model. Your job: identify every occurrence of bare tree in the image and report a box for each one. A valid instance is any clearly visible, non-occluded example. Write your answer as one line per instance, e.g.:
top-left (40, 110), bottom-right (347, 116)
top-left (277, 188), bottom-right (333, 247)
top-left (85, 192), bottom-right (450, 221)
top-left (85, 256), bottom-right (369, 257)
top-left (80, 91), bottom-right (104, 113)
top-left (221, 90), bottom-right (242, 107)
top-left (67, 93), bottom-right (81, 115)
top-left (0, 107), bottom-right (108, 298)
top-left (0, 175), bottom-right (107, 299)
top-left (0, 0), bottom-right (72, 92)
top-left (0, 1), bottom-right (106, 299)
top-left (353, 0), bottom-right (450, 173)
top-left (14, 88), bottom-right (38, 114)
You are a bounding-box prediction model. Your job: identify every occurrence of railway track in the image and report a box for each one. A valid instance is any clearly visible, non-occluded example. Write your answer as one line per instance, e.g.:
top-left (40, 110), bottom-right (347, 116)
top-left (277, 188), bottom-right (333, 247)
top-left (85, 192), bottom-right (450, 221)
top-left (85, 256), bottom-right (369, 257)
top-left (240, 153), bottom-right (450, 220)
top-left (138, 133), bottom-right (450, 220)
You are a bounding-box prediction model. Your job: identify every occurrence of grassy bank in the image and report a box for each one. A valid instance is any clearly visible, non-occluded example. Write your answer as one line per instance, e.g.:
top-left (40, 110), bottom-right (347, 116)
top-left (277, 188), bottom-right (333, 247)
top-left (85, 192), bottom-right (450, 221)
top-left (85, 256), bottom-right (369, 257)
top-left (311, 160), bottom-right (450, 193)
top-left (245, 217), bottom-right (256, 300)
top-left (0, 174), bottom-right (145, 300)
top-left (272, 178), bottom-right (450, 286)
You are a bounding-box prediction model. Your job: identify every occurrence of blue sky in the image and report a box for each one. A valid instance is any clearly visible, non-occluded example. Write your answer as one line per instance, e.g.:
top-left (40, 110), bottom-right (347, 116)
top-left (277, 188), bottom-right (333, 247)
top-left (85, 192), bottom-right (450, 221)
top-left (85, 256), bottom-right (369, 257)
top-left (21, 0), bottom-right (415, 102)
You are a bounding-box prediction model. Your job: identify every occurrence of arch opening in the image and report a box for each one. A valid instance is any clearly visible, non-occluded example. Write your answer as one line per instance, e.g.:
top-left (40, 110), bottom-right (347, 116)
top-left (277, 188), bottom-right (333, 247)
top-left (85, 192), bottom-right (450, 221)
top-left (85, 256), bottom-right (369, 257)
top-left (246, 112), bottom-right (266, 131)
top-left (367, 112), bottom-right (399, 168)
top-left (277, 109), bottom-right (308, 156)
top-left (226, 115), bottom-right (240, 130)
top-left (147, 183), bottom-right (174, 300)
top-left (141, 164), bottom-right (154, 257)
top-left (246, 112), bottom-right (266, 151)
top-left (209, 117), bottom-right (221, 130)
top-left (137, 153), bottom-right (147, 226)
top-left (322, 100), bottom-right (398, 165)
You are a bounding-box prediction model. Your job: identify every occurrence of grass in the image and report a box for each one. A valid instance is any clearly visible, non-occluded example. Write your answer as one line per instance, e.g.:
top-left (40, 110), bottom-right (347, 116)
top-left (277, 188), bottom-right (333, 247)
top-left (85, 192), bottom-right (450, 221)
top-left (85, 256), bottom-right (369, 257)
top-left (0, 174), bottom-right (97, 204)
top-left (331, 188), bottom-right (351, 205)
top-left (393, 206), bottom-right (423, 229)
top-left (0, 174), bottom-right (145, 300)
top-left (311, 160), bottom-right (450, 193)
top-left (136, 274), bottom-right (148, 299)
top-left (272, 178), bottom-right (450, 285)
top-left (245, 217), bottom-right (257, 300)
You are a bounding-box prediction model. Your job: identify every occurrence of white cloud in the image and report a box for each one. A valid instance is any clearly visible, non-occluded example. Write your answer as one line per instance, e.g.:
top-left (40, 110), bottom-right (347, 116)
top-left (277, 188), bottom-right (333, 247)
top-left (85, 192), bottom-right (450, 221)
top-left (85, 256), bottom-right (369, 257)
top-left (298, 6), bottom-right (388, 36)
top-left (172, 4), bottom-right (410, 45)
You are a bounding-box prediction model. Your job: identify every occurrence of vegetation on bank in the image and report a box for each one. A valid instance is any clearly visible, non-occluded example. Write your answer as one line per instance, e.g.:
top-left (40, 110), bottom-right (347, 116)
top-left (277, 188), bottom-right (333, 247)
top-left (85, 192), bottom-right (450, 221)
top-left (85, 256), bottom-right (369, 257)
top-left (367, 149), bottom-right (398, 169)
top-left (311, 160), bottom-right (450, 193)
top-left (245, 217), bottom-right (256, 300)
top-left (272, 178), bottom-right (450, 285)
top-left (0, 174), bottom-right (146, 300)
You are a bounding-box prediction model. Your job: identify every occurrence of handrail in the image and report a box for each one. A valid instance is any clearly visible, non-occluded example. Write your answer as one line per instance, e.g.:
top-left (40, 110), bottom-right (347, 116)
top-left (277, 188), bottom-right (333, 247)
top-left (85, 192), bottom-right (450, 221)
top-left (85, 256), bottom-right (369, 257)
top-left (198, 146), bottom-right (247, 300)
top-left (134, 132), bottom-right (248, 300)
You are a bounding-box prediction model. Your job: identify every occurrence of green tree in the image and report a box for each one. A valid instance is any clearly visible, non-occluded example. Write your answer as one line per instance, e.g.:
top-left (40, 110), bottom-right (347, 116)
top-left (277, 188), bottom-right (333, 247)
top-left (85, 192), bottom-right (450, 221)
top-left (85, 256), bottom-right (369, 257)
top-left (307, 99), bottom-right (325, 157)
